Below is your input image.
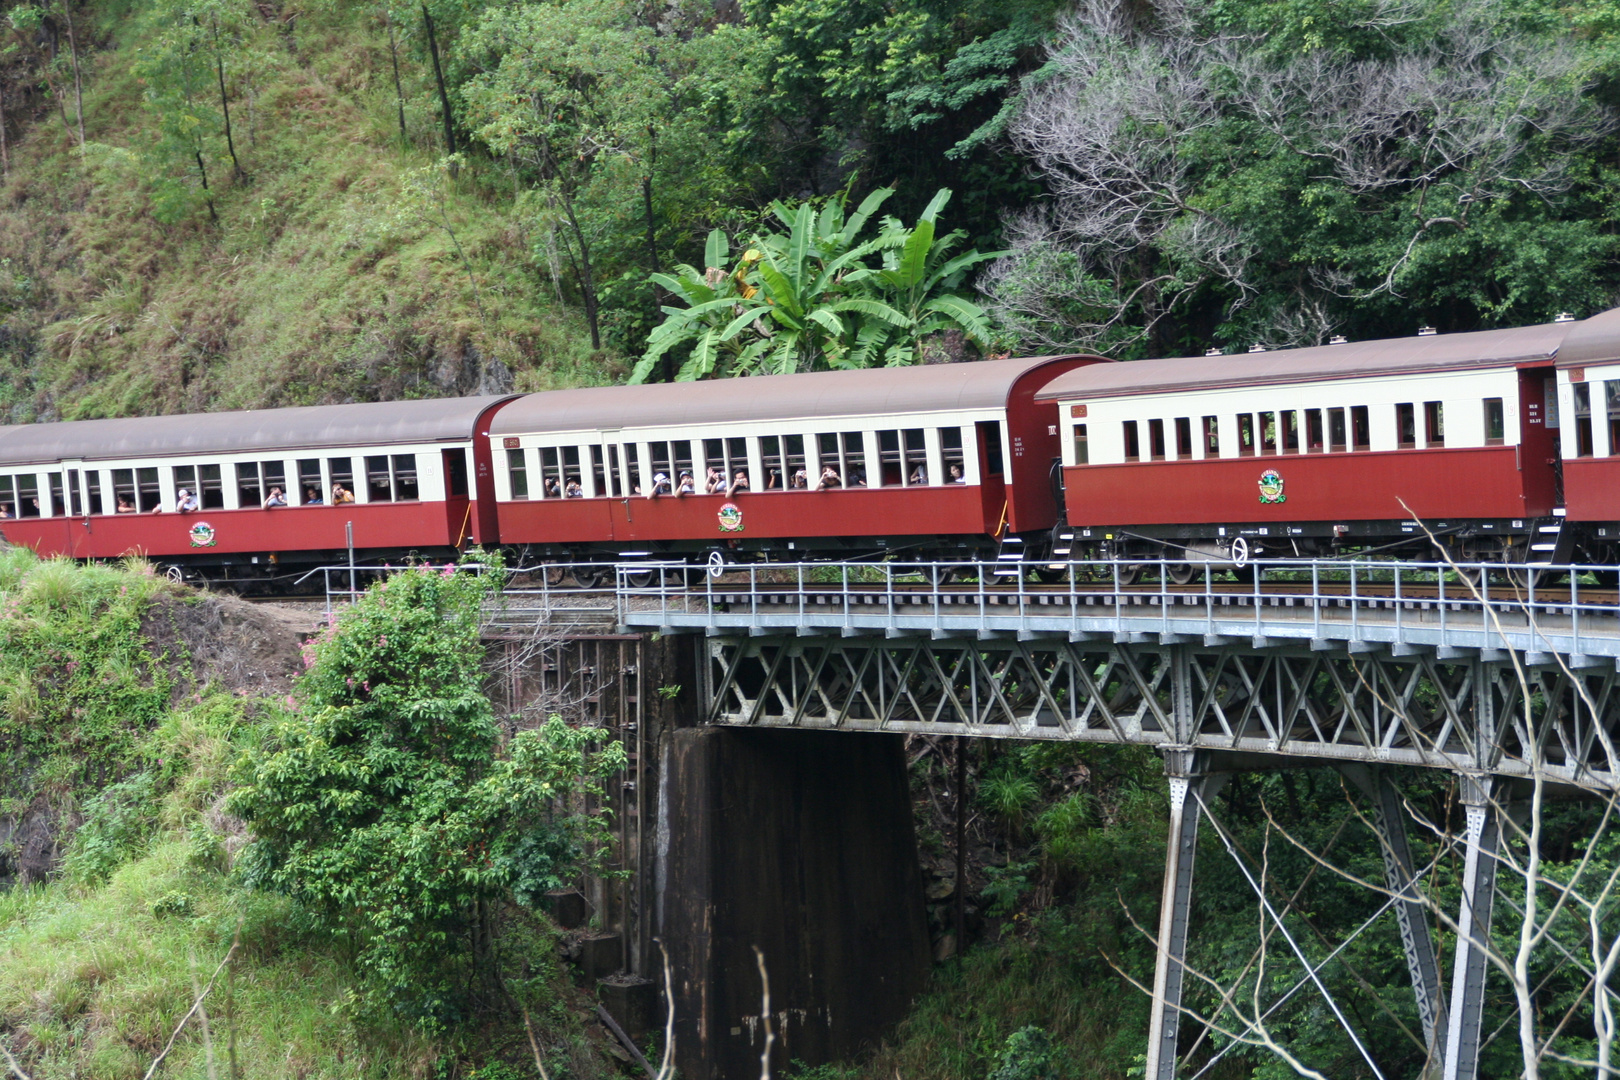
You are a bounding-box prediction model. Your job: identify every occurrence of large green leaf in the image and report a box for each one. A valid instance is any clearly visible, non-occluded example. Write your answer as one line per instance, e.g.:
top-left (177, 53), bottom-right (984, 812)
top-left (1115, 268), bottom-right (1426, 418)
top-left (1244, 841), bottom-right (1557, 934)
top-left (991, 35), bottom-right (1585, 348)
top-left (922, 293), bottom-right (993, 343)
top-left (757, 259), bottom-right (804, 320)
top-left (841, 187), bottom-right (894, 247)
top-left (703, 229), bottom-right (729, 272)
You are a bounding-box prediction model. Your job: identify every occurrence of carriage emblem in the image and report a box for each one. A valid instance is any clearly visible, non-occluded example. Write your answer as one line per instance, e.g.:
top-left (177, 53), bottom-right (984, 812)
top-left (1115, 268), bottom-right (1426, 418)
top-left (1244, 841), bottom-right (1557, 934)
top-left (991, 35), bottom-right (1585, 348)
top-left (717, 502), bottom-right (744, 533)
top-left (1258, 470), bottom-right (1287, 504)
top-left (188, 521), bottom-right (217, 547)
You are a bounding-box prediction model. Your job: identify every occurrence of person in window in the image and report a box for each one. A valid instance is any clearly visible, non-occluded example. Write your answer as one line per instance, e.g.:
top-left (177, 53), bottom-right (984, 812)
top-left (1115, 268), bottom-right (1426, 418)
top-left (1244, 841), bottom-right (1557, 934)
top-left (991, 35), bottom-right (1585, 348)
top-left (565, 479), bottom-right (584, 498)
top-left (648, 472), bottom-right (672, 498)
top-left (947, 463), bottom-right (964, 483)
top-left (264, 487), bottom-right (288, 508)
top-left (331, 483), bottom-right (356, 504)
top-left (543, 477), bottom-right (561, 498)
top-left (304, 487), bottom-right (323, 505)
top-left (116, 495), bottom-right (136, 513)
top-left (175, 488), bottom-right (199, 513)
top-left (848, 468), bottom-right (868, 488)
top-left (909, 464), bottom-right (928, 485)
top-left (0, 504), bottom-right (12, 519)
top-left (677, 471), bottom-right (695, 495)
top-left (817, 466), bottom-right (842, 490)
top-left (727, 469), bottom-right (750, 497)
top-left (790, 468), bottom-right (808, 489)
top-left (704, 467), bottom-right (726, 494)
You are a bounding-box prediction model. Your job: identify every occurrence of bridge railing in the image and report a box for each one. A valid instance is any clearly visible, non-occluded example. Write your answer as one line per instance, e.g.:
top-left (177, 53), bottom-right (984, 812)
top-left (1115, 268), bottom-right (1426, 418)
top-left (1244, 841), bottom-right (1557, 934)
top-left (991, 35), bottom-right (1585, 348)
top-left (614, 556), bottom-right (1620, 661)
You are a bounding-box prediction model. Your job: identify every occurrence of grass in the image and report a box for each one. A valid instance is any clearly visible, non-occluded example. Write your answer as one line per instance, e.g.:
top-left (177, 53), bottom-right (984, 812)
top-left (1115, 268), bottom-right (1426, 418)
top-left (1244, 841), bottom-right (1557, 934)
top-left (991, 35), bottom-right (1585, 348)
top-left (0, 0), bottom-right (609, 423)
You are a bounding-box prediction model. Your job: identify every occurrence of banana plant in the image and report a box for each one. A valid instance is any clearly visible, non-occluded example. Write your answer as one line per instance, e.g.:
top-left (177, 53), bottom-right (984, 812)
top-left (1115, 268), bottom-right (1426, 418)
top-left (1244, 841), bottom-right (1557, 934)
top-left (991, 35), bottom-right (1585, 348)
top-left (631, 186), bottom-right (1003, 382)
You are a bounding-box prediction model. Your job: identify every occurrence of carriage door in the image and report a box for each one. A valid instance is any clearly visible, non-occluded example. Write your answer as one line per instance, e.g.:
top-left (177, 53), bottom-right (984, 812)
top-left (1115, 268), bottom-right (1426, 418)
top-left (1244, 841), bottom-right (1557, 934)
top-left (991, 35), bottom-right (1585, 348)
top-left (1518, 367), bottom-right (1560, 515)
top-left (975, 420), bottom-right (1008, 535)
top-left (444, 448), bottom-right (472, 547)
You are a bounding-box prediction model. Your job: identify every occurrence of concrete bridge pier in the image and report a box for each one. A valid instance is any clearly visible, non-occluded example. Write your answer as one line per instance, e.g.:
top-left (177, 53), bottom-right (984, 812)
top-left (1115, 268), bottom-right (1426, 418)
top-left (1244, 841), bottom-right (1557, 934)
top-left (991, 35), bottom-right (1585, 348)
top-left (657, 725), bottom-right (932, 1080)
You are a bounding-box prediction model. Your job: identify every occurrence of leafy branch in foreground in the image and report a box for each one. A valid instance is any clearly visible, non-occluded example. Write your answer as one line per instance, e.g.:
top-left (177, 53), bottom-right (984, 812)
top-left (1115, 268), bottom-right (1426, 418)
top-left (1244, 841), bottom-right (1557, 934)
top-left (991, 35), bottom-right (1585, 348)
top-left (228, 560), bottom-right (625, 1022)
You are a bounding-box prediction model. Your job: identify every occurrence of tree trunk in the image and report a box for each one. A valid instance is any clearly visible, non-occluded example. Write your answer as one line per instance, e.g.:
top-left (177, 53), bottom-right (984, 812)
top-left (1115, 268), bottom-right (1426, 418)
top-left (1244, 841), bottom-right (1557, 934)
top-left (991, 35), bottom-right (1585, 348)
top-left (385, 8), bottom-right (407, 151)
top-left (213, 27), bottom-right (244, 181)
top-left (643, 125), bottom-right (670, 380)
top-left (60, 0), bottom-right (84, 147)
top-left (561, 197), bottom-right (601, 350)
top-left (421, 5), bottom-right (455, 168)
top-left (195, 149), bottom-right (218, 222)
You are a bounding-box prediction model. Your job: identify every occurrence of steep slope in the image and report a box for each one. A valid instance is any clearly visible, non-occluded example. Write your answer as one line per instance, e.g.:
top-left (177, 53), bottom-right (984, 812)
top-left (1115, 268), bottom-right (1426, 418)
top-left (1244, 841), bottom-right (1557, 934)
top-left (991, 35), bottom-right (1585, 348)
top-left (0, 0), bottom-right (604, 423)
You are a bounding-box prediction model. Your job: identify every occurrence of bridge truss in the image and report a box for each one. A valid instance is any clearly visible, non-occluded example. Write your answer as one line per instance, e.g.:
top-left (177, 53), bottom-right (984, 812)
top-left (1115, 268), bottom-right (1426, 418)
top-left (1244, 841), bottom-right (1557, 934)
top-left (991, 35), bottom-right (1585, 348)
top-left (610, 556), bottom-right (1620, 1080)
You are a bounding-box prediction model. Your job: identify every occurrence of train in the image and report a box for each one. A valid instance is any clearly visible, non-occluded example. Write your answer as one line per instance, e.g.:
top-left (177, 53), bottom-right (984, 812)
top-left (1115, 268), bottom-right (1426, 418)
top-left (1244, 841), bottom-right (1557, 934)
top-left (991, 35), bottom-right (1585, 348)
top-left (0, 306), bottom-right (1615, 588)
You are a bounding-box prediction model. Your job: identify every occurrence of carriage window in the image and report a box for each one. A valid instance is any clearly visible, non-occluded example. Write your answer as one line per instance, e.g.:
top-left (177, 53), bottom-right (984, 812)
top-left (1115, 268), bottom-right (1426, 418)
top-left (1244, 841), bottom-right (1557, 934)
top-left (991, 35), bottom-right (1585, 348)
top-left (761, 436), bottom-right (785, 489)
top-left (365, 456), bottom-right (393, 502)
top-left (1396, 403), bottom-right (1416, 448)
top-left (1237, 415), bottom-right (1255, 456)
top-left (783, 435), bottom-right (806, 488)
top-left (1148, 419), bottom-right (1166, 461)
top-left (83, 470), bottom-right (102, 516)
top-left (1201, 416), bottom-right (1219, 456)
top-left (1282, 411), bottom-right (1300, 453)
top-left (1305, 409), bottom-right (1323, 452)
top-left (620, 444), bottom-right (639, 495)
top-left (939, 427), bottom-right (966, 482)
top-left (562, 447), bottom-right (582, 495)
top-left (1607, 383), bottom-right (1620, 456)
top-left (1073, 424), bottom-right (1089, 464)
top-left (507, 449), bottom-right (529, 499)
top-left (196, 464), bottom-right (224, 509)
top-left (1328, 408), bottom-right (1347, 451)
top-left (1573, 385), bottom-right (1593, 457)
top-left (48, 473), bottom-right (64, 516)
top-left (878, 430), bottom-right (902, 486)
top-left (1259, 412), bottom-right (1278, 454)
top-left (590, 446), bottom-right (611, 497)
top-left (649, 441), bottom-right (672, 485)
top-left (66, 470), bottom-right (81, 516)
top-left (236, 463), bottom-right (261, 507)
top-left (648, 440), bottom-right (696, 491)
top-left (1174, 417), bottom-right (1192, 460)
top-left (1484, 398), bottom-right (1505, 446)
top-left (1424, 401), bottom-right (1445, 448)
top-left (1351, 406), bottom-right (1370, 450)
top-left (298, 460), bottom-right (323, 503)
top-left (390, 455), bottom-right (417, 500)
top-left (110, 469), bottom-right (135, 514)
top-left (0, 475), bottom-right (16, 519)
top-left (903, 430), bottom-right (927, 484)
top-left (538, 448), bottom-right (560, 497)
top-left (1123, 421), bottom-right (1140, 462)
top-left (260, 461), bottom-right (286, 506)
top-left (815, 432), bottom-right (866, 486)
top-left (174, 465), bottom-right (196, 508)
top-left (327, 458), bottom-right (354, 503)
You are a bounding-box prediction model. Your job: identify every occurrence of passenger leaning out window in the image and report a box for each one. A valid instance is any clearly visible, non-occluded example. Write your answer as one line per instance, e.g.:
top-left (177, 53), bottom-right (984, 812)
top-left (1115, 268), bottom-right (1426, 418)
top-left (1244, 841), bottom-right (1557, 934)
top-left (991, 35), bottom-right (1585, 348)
top-left (818, 466), bottom-right (842, 490)
top-left (176, 488), bottom-right (199, 513)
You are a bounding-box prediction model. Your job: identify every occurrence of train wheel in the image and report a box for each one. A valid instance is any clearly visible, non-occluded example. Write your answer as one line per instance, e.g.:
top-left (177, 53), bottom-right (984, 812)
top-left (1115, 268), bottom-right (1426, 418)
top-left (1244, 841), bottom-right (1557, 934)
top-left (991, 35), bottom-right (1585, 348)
top-left (918, 562), bottom-right (957, 587)
top-left (1114, 562), bottom-right (1142, 587)
top-left (1031, 565), bottom-right (1068, 585)
top-left (164, 565), bottom-right (186, 584)
top-left (624, 568), bottom-right (655, 589)
top-left (1167, 562), bottom-right (1201, 586)
top-left (544, 564), bottom-right (568, 587)
top-left (571, 565), bottom-right (606, 588)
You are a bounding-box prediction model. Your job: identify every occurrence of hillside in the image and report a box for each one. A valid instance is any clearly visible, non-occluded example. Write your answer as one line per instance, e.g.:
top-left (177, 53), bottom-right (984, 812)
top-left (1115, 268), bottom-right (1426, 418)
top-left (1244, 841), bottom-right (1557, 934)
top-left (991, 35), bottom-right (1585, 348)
top-left (0, 0), bottom-right (603, 423)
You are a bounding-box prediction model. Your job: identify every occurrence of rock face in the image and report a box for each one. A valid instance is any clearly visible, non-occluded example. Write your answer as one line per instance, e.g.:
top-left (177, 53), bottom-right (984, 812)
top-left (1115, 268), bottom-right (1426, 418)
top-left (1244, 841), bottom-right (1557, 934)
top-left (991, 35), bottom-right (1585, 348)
top-left (658, 727), bottom-right (932, 1079)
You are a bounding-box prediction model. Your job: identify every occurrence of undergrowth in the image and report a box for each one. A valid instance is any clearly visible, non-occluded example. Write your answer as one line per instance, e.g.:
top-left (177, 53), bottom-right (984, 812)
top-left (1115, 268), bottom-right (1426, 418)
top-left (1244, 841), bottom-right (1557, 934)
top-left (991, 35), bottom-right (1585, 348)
top-left (0, 553), bottom-right (614, 1077)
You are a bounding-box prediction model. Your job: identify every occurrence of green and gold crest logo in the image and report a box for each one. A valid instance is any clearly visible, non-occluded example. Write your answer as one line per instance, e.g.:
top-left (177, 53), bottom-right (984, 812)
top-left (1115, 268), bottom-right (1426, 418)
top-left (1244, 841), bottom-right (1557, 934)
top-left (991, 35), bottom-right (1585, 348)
top-left (717, 502), bottom-right (744, 533)
top-left (1258, 470), bottom-right (1286, 504)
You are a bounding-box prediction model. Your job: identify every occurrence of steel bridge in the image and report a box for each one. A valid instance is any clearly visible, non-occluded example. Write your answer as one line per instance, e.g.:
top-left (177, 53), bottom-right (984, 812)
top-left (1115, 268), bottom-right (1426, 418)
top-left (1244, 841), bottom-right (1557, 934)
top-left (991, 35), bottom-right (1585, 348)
top-left (605, 556), bottom-right (1620, 1080)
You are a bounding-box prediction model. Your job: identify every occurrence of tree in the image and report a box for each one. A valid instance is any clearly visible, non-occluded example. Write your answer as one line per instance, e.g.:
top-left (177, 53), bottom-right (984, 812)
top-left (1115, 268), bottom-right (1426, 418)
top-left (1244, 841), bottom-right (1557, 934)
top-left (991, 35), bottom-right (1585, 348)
top-left (229, 562), bottom-right (625, 1017)
top-left (630, 186), bottom-right (1002, 381)
top-left (981, 0), bottom-right (1619, 357)
top-left (458, 0), bottom-right (770, 353)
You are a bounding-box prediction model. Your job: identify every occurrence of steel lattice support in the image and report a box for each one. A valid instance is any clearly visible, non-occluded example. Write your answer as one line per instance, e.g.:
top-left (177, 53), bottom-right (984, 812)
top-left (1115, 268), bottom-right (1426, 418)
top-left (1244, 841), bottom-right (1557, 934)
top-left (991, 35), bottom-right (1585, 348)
top-left (1145, 748), bottom-right (1228, 1080)
top-left (702, 635), bottom-right (1620, 788)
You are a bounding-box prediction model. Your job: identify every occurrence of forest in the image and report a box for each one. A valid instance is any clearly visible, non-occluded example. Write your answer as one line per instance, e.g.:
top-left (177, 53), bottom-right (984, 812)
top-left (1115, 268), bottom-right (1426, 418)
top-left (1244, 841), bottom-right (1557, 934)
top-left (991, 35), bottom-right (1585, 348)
top-left (0, 0), bottom-right (1617, 418)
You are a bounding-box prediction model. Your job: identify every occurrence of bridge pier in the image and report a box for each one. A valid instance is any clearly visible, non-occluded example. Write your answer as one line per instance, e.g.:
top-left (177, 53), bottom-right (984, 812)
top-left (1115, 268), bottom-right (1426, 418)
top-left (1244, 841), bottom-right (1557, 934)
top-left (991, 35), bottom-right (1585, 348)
top-left (1145, 751), bottom-right (1227, 1080)
top-left (1342, 765), bottom-right (1447, 1065)
top-left (1443, 776), bottom-right (1501, 1080)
